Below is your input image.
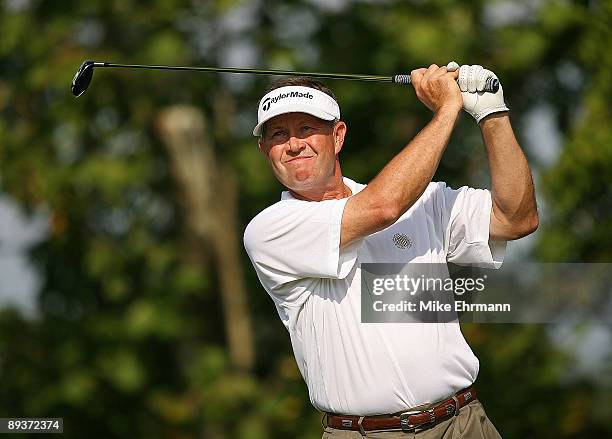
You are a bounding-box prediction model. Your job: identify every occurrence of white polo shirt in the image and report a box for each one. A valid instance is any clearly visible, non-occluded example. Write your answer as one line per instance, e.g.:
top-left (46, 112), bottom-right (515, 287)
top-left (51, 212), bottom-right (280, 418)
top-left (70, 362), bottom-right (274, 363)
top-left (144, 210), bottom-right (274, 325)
top-left (243, 177), bottom-right (506, 416)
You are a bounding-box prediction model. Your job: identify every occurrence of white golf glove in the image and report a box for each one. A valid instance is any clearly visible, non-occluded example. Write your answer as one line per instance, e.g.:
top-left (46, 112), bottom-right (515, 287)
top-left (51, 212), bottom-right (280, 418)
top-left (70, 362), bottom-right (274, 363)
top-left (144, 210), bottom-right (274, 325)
top-left (447, 61), bottom-right (509, 123)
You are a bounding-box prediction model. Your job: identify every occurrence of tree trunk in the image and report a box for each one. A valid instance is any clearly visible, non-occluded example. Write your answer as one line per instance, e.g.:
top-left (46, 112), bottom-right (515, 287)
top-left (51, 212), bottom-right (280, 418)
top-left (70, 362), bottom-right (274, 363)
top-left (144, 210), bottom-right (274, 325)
top-left (156, 105), bottom-right (255, 373)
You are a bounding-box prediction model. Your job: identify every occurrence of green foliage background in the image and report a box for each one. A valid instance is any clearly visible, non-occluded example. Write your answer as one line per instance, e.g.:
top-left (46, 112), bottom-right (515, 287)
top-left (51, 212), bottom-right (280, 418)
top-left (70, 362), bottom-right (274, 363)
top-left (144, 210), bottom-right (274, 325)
top-left (0, 0), bottom-right (610, 437)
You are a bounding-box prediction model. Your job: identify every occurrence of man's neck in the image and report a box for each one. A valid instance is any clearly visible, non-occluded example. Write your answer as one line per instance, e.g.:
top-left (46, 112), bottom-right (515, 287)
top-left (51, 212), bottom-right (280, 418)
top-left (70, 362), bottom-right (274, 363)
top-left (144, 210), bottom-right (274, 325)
top-left (287, 160), bottom-right (353, 201)
top-left (289, 179), bottom-right (352, 202)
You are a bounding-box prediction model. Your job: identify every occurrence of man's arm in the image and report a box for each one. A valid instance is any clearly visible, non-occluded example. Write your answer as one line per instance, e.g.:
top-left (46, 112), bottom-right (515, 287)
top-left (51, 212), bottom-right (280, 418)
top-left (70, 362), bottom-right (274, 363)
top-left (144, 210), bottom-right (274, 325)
top-left (480, 113), bottom-right (539, 240)
top-left (340, 64), bottom-right (462, 248)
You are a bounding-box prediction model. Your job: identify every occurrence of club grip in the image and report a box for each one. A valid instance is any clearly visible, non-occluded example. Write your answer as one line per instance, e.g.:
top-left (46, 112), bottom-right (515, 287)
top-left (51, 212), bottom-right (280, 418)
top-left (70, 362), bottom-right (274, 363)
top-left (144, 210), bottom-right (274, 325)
top-left (482, 77), bottom-right (500, 93)
top-left (393, 74), bottom-right (412, 85)
top-left (393, 75), bottom-right (500, 93)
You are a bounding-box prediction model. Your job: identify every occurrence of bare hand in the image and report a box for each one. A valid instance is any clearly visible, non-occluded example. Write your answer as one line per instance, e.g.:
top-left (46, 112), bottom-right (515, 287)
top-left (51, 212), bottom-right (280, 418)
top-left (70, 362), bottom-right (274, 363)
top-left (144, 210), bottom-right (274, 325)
top-left (410, 64), bottom-right (462, 114)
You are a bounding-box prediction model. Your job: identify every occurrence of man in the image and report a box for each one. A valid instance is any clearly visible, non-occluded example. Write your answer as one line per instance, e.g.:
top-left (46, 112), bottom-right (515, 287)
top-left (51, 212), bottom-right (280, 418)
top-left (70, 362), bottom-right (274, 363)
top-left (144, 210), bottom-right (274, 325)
top-left (243, 62), bottom-right (538, 438)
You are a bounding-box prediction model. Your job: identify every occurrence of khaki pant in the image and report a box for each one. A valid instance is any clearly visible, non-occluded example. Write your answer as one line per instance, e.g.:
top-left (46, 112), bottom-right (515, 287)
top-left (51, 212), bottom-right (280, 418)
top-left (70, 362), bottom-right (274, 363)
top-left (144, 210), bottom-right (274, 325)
top-left (322, 400), bottom-right (502, 439)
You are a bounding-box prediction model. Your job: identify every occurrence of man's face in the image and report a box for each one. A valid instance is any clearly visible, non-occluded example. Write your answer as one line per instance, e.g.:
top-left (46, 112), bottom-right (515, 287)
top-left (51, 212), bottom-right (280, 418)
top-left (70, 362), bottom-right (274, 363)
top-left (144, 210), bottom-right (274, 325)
top-left (258, 112), bottom-right (346, 193)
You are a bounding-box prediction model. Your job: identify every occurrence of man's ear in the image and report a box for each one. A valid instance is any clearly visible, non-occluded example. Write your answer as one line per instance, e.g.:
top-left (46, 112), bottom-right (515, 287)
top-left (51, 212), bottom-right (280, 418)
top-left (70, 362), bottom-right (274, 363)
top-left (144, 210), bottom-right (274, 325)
top-left (333, 121), bottom-right (347, 155)
top-left (258, 138), bottom-right (268, 155)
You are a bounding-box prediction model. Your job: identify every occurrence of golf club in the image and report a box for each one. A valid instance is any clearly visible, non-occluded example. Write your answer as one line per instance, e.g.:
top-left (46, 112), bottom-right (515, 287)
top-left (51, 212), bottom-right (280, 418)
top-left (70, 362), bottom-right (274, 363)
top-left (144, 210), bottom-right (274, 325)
top-left (71, 60), bottom-right (500, 97)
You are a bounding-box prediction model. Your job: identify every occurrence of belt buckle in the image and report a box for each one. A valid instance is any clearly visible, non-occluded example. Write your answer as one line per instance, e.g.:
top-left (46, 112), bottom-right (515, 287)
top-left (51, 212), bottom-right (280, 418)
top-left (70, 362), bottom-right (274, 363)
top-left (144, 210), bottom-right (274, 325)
top-left (399, 410), bottom-right (422, 432)
top-left (400, 407), bottom-right (439, 432)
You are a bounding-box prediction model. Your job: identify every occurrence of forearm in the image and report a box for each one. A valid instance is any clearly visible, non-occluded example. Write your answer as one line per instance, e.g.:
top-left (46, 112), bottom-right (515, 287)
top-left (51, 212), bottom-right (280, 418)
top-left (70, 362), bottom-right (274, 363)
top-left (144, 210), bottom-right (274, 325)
top-left (481, 114), bottom-right (538, 238)
top-left (340, 65), bottom-right (463, 248)
top-left (340, 108), bottom-right (459, 248)
top-left (364, 107), bottom-right (460, 219)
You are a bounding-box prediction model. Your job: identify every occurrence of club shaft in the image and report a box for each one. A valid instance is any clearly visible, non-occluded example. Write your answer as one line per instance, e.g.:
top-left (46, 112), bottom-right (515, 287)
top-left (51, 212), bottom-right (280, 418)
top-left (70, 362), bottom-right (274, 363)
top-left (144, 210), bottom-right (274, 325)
top-left (93, 62), bottom-right (395, 83)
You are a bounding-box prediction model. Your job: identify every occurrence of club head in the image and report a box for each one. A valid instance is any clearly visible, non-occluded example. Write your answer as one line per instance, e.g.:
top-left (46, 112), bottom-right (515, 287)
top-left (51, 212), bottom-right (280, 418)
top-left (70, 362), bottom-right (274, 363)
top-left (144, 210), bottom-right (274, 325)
top-left (71, 60), bottom-right (95, 97)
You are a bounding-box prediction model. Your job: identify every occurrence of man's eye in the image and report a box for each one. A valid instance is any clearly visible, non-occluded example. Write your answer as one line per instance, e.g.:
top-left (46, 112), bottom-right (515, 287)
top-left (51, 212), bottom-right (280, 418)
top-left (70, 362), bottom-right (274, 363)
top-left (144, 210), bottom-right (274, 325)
top-left (272, 131), bottom-right (285, 137)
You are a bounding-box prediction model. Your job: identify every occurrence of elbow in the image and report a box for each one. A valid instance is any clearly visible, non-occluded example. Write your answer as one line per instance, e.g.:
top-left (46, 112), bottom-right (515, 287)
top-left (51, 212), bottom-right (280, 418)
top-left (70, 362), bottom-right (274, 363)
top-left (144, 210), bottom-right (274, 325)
top-left (525, 211), bottom-right (539, 235)
top-left (510, 211), bottom-right (539, 239)
top-left (377, 196), bottom-right (419, 229)
top-left (491, 196), bottom-right (539, 240)
top-left (378, 203), bottom-right (401, 229)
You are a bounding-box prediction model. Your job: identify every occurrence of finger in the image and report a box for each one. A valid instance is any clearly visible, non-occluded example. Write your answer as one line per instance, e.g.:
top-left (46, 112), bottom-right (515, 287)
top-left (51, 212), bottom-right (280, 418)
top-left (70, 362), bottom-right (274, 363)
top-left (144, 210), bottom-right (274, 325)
top-left (410, 68), bottom-right (427, 86)
top-left (430, 66), bottom-right (448, 80)
top-left (446, 61), bottom-right (460, 72)
top-left (467, 65), bottom-right (483, 93)
top-left (422, 64), bottom-right (440, 82)
top-left (477, 68), bottom-right (493, 92)
top-left (458, 65), bottom-right (469, 92)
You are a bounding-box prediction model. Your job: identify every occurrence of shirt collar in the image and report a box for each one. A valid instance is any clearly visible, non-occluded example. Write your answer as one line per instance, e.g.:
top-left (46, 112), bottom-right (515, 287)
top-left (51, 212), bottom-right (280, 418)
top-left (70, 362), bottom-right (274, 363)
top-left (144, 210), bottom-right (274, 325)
top-left (280, 177), bottom-right (365, 201)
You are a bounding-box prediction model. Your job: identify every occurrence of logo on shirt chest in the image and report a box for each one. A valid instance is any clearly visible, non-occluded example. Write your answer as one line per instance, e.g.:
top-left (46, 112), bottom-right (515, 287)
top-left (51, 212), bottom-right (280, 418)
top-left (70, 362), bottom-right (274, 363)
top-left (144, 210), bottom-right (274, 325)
top-left (392, 233), bottom-right (413, 250)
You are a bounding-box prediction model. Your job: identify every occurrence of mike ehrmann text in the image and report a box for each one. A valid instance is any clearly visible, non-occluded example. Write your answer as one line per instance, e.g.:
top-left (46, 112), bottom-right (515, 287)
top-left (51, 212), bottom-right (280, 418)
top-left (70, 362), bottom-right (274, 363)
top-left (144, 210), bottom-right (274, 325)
top-left (372, 300), bottom-right (511, 313)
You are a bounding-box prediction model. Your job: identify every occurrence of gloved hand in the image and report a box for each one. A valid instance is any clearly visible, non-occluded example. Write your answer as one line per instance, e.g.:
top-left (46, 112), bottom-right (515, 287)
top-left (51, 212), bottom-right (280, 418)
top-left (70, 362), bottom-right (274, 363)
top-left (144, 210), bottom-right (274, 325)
top-left (446, 61), bottom-right (509, 123)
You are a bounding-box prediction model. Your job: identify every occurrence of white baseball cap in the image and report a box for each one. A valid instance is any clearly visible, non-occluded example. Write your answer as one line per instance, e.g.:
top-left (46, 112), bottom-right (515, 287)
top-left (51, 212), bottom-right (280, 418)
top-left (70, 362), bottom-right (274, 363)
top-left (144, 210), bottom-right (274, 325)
top-left (253, 85), bottom-right (340, 136)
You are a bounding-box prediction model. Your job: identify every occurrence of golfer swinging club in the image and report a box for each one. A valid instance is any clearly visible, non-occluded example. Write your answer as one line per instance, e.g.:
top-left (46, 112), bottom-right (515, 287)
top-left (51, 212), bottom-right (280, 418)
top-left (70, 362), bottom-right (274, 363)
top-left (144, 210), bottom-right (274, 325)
top-left (244, 62), bottom-right (538, 438)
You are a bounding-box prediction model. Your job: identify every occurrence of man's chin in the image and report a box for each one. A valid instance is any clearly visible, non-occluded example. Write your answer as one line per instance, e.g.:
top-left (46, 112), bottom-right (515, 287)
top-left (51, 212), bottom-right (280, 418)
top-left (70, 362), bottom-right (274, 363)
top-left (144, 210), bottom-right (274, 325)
top-left (284, 180), bottom-right (317, 197)
top-left (286, 183), bottom-right (312, 195)
top-left (283, 174), bottom-right (316, 190)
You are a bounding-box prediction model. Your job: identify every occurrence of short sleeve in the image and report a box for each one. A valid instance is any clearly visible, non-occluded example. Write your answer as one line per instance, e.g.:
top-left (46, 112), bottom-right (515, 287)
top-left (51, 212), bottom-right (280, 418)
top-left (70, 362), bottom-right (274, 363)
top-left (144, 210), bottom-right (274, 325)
top-left (243, 197), bottom-right (360, 294)
top-left (437, 183), bottom-right (506, 268)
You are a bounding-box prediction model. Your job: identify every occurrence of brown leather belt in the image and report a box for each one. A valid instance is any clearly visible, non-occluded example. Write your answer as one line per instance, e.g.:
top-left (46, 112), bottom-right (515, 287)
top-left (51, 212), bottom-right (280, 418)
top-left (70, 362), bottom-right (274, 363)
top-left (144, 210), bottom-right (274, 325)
top-left (326, 386), bottom-right (476, 433)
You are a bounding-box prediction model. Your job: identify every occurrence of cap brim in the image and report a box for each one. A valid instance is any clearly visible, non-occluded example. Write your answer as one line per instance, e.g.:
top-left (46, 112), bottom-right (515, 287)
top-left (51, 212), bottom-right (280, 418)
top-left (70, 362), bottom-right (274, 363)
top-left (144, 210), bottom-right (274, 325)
top-left (252, 104), bottom-right (337, 136)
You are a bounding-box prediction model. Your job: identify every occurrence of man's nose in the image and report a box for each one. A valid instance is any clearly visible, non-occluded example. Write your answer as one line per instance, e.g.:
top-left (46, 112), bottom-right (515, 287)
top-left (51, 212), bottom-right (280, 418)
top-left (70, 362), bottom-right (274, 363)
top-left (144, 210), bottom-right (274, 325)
top-left (287, 135), bottom-right (304, 153)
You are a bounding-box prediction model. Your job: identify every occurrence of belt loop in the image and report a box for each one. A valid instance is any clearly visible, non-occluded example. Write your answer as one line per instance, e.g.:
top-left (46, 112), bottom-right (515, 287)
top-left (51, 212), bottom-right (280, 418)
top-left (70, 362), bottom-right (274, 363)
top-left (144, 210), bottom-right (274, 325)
top-left (358, 416), bottom-right (366, 437)
top-left (452, 395), bottom-right (460, 417)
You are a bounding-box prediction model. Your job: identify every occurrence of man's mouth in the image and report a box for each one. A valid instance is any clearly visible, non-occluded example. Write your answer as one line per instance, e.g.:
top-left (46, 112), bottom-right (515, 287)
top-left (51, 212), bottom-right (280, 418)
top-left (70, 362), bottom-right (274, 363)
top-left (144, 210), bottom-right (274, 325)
top-left (286, 156), bottom-right (313, 163)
